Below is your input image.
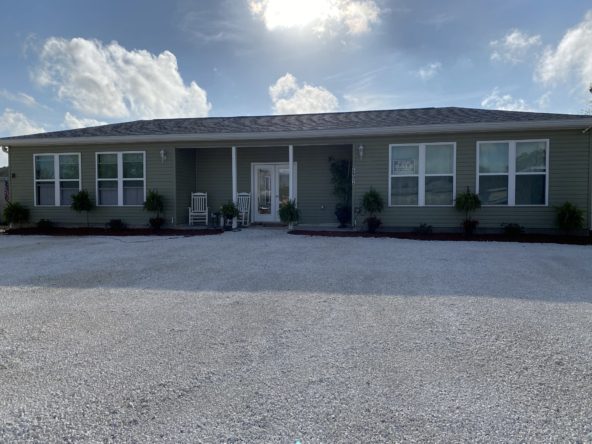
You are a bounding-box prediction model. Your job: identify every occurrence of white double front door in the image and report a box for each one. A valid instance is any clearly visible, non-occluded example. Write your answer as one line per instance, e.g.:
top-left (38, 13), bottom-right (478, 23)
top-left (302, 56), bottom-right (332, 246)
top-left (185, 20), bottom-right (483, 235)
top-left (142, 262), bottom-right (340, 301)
top-left (251, 163), bottom-right (297, 223)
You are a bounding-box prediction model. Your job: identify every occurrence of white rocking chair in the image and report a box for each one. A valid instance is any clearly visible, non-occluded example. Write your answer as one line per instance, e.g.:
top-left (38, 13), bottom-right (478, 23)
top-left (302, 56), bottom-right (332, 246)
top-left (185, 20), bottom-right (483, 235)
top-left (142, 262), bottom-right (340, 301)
top-left (237, 192), bottom-right (251, 226)
top-left (188, 192), bottom-right (209, 225)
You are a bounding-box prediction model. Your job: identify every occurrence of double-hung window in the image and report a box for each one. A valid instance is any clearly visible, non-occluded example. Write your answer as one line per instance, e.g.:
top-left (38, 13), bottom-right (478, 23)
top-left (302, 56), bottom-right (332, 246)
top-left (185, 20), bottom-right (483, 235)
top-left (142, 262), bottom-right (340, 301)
top-left (34, 154), bottom-right (81, 206)
top-left (96, 152), bottom-right (145, 206)
top-left (477, 140), bottom-right (548, 206)
top-left (389, 143), bottom-right (456, 206)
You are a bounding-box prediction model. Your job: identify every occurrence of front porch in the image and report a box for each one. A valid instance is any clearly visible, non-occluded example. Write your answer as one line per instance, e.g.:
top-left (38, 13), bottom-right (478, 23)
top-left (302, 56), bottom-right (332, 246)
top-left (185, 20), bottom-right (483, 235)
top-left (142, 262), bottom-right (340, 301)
top-left (174, 144), bottom-right (353, 227)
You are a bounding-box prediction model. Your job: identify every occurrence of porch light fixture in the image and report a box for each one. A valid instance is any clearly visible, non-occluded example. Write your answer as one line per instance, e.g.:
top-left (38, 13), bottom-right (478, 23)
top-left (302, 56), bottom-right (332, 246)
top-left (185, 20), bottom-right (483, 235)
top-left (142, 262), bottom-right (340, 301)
top-left (358, 144), bottom-right (364, 159)
top-left (160, 149), bottom-right (167, 163)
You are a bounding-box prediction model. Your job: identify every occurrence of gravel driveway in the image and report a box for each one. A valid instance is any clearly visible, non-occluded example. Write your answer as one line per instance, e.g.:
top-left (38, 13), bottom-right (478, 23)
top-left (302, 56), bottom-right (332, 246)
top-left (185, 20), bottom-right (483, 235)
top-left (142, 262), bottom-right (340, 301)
top-left (1, 229), bottom-right (591, 443)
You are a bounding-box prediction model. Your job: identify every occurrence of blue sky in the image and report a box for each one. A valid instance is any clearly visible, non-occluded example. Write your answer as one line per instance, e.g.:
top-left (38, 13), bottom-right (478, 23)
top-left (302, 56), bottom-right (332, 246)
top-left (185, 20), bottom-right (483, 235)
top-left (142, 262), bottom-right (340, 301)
top-left (1, 0), bottom-right (592, 166)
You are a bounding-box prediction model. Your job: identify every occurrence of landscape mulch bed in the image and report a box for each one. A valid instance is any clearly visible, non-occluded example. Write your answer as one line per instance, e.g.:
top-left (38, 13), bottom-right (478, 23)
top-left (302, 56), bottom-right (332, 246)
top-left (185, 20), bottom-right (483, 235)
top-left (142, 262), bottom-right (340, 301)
top-left (290, 230), bottom-right (592, 245)
top-left (3, 227), bottom-right (223, 237)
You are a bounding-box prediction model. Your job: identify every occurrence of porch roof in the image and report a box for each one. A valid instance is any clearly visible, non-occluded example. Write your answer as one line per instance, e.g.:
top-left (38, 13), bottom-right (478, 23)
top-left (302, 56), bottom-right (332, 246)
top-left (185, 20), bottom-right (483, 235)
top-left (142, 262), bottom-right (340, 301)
top-left (2, 107), bottom-right (592, 146)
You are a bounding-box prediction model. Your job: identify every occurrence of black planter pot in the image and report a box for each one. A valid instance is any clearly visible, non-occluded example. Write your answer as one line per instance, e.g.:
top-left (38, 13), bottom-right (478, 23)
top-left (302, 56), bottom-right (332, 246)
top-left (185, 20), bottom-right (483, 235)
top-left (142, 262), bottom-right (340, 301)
top-left (365, 216), bottom-right (382, 233)
top-left (149, 217), bottom-right (165, 230)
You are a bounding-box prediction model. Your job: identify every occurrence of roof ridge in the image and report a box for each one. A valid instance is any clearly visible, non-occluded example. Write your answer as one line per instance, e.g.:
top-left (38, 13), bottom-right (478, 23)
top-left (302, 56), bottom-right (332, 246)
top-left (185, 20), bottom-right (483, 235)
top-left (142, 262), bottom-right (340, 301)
top-left (2, 107), bottom-right (591, 142)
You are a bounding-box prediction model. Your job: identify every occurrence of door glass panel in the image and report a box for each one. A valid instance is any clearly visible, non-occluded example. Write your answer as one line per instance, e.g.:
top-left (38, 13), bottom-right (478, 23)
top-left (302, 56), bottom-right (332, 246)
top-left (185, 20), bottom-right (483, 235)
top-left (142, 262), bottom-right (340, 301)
top-left (278, 168), bottom-right (290, 206)
top-left (257, 167), bottom-right (272, 215)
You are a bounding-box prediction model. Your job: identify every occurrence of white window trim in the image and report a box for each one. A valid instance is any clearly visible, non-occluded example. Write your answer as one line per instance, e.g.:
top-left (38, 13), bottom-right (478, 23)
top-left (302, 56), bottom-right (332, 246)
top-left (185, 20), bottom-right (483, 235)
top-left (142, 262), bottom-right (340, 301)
top-left (33, 153), bottom-right (81, 207)
top-left (476, 139), bottom-right (549, 207)
top-left (388, 142), bottom-right (456, 207)
top-left (95, 151), bottom-right (146, 207)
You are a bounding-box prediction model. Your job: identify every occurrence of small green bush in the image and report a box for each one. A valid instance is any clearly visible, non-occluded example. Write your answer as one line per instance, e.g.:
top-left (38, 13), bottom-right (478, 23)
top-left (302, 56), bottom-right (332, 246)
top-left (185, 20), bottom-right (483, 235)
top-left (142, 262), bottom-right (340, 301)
top-left (362, 188), bottom-right (384, 233)
top-left (144, 190), bottom-right (165, 229)
top-left (3, 202), bottom-right (29, 226)
top-left (71, 190), bottom-right (94, 227)
top-left (334, 203), bottom-right (351, 228)
top-left (107, 219), bottom-right (127, 231)
top-left (415, 223), bottom-right (433, 235)
top-left (220, 201), bottom-right (239, 222)
top-left (144, 190), bottom-right (164, 217)
top-left (455, 187), bottom-right (481, 236)
top-left (362, 188), bottom-right (384, 216)
top-left (555, 202), bottom-right (584, 232)
top-left (501, 223), bottom-right (524, 237)
top-left (36, 219), bottom-right (54, 229)
top-left (279, 199), bottom-right (300, 229)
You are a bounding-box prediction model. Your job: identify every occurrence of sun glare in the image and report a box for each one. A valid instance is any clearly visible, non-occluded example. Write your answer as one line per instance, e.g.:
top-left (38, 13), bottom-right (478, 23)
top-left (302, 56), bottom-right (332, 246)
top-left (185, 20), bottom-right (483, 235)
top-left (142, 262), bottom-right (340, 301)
top-left (262, 0), bottom-right (333, 30)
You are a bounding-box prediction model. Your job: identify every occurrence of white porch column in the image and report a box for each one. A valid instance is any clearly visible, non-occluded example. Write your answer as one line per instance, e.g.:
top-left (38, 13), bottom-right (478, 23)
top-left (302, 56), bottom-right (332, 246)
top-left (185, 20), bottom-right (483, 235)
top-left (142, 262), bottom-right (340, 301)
top-left (288, 144), bottom-right (294, 202)
top-left (232, 146), bottom-right (238, 229)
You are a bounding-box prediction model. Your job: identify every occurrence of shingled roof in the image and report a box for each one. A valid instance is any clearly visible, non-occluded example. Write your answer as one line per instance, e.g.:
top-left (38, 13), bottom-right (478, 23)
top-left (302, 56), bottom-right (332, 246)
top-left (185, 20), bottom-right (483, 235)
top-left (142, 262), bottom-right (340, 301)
top-left (2, 107), bottom-right (591, 143)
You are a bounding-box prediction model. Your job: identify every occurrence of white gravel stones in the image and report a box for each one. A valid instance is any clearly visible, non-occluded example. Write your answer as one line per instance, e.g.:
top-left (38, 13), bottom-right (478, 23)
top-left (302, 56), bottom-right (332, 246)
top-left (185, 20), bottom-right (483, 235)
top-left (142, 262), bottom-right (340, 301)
top-left (0, 229), bottom-right (591, 442)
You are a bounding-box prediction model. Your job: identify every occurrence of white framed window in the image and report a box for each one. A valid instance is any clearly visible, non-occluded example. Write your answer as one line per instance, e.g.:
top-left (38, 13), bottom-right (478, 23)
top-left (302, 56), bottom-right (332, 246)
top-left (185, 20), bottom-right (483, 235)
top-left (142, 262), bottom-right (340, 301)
top-left (96, 151), bottom-right (145, 206)
top-left (33, 153), bottom-right (81, 206)
top-left (477, 140), bottom-right (548, 206)
top-left (389, 142), bottom-right (456, 206)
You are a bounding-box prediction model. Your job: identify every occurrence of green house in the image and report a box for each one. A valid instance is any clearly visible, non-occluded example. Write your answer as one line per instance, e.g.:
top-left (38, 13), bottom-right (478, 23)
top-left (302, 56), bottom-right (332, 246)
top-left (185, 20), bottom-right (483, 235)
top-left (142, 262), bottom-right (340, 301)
top-left (1, 107), bottom-right (591, 232)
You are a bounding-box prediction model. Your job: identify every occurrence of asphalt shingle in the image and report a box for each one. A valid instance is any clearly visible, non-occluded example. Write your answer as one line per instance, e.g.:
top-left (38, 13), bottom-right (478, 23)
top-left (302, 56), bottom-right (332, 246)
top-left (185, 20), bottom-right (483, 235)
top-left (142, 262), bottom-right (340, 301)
top-left (1, 107), bottom-right (590, 141)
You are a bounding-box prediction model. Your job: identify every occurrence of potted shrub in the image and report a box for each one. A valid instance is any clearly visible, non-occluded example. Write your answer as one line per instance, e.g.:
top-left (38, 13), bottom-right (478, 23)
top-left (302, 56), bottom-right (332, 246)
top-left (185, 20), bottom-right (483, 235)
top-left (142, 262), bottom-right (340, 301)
top-left (362, 188), bottom-right (384, 233)
top-left (278, 199), bottom-right (300, 230)
top-left (71, 190), bottom-right (94, 227)
top-left (329, 157), bottom-right (352, 228)
top-left (455, 187), bottom-right (481, 236)
top-left (36, 219), bottom-right (55, 230)
top-left (501, 223), bottom-right (524, 238)
top-left (106, 219), bottom-right (127, 231)
top-left (144, 190), bottom-right (165, 229)
top-left (3, 202), bottom-right (29, 228)
top-left (220, 201), bottom-right (239, 229)
top-left (555, 202), bottom-right (584, 234)
top-left (334, 203), bottom-right (351, 228)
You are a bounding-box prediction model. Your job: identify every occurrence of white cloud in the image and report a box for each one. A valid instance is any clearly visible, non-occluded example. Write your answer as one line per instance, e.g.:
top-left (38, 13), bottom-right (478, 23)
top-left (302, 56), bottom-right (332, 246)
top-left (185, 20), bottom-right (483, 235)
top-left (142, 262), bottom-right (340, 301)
top-left (249, 0), bottom-right (380, 35)
top-left (481, 88), bottom-right (533, 112)
top-left (34, 37), bottom-right (211, 120)
top-left (0, 108), bottom-right (45, 166)
top-left (417, 62), bottom-right (442, 80)
top-left (63, 112), bottom-right (107, 129)
top-left (0, 90), bottom-right (42, 108)
top-left (490, 29), bottom-right (541, 64)
top-left (535, 10), bottom-right (592, 90)
top-left (0, 108), bottom-right (45, 137)
top-left (269, 73), bottom-right (339, 114)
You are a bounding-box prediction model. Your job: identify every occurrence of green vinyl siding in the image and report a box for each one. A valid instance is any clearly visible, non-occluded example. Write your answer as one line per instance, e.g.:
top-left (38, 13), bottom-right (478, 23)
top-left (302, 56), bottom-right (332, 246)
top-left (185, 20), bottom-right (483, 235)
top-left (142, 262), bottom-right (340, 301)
top-left (174, 149), bottom-right (197, 224)
top-left (194, 144), bottom-right (352, 225)
top-left (6, 128), bottom-right (590, 231)
top-left (195, 147), bottom-right (232, 218)
top-left (352, 129), bottom-right (590, 230)
top-left (9, 144), bottom-right (176, 226)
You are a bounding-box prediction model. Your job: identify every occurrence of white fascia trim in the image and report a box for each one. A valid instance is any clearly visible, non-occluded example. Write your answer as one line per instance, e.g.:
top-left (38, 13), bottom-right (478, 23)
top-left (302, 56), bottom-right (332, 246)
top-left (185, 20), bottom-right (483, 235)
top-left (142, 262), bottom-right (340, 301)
top-left (4, 118), bottom-right (592, 147)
